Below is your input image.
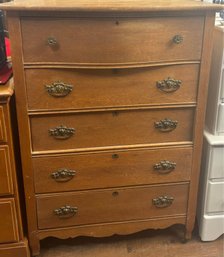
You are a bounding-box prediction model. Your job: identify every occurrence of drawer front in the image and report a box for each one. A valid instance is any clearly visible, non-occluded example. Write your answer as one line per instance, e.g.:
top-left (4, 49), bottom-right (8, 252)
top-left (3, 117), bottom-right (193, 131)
top-left (25, 64), bottom-right (199, 111)
top-left (0, 106), bottom-right (7, 143)
top-left (21, 17), bottom-right (203, 64)
top-left (217, 103), bottom-right (224, 134)
top-left (30, 108), bottom-right (194, 152)
top-left (33, 147), bottom-right (192, 193)
top-left (208, 145), bottom-right (224, 179)
top-left (206, 181), bottom-right (224, 213)
top-left (0, 198), bottom-right (19, 243)
top-left (0, 145), bottom-right (13, 195)
top-left (37, 184), bottom-right (188, 229)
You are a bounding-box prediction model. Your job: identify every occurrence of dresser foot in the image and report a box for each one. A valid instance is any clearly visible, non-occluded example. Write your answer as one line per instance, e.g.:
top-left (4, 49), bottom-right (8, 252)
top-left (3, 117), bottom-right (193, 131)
top-left (183, 229), bottom-right (192, 243)
top-left (29, 233), bottom-right (40, 257)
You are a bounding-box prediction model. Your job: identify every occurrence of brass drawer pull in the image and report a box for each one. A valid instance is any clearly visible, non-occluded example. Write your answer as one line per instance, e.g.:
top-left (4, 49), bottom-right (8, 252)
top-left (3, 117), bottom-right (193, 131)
top-left (156, 77), bottom-right (182, 93)
top-left (54, 206), bottom-right (78, 218)
top-left (154, 118), bottom-right (178, 132)
top-left (49, 125), bottom-right (75, 139)
top-left (51, 168), bottom-right (76, 182)
top-left (153, 160), bottom-right (176, 174)
top-left (47, 37), bottom-right (57, 46)
top-left (173, 34), bottom-right (183, 44)
top-left (152, 196), bottom-right (174, 208)
top-left (45, 81), bottom-right (73, 97)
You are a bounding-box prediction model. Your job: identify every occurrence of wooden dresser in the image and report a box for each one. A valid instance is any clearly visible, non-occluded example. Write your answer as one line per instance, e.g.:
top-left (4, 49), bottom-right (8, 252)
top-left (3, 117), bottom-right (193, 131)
top-left (0, 80), bottom-right (30, 257)
top-left (1, 1), bottom-right (222, 256)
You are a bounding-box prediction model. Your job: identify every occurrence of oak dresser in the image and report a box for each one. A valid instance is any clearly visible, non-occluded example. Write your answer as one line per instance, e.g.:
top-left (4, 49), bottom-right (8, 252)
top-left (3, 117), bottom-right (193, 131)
top-left (1, 0), bottom-right (222, 256)
top-left (0, 80), bottom-right (30, 257)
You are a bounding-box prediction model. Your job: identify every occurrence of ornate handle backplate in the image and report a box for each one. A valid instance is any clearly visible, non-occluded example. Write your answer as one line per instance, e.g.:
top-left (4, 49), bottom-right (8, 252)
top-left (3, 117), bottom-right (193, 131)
top-left (51, 168), bottom-right (76, 182)
top-left (154, 118), bottom-right (178, 132)
top-left (153, 160), bottom-right (176, 174)
top-left (54, 205), bottom-right (78, 218)
top-left (152, 196), bottom-right (174, 208)
top-left (45, 81), bottom-right (73, 97)
top-left (49, 125), bottom-right (75, 139)
top-left (173, 35), bottom-right (183, 44)
top-left (156, 77), bottom-right (182, 93)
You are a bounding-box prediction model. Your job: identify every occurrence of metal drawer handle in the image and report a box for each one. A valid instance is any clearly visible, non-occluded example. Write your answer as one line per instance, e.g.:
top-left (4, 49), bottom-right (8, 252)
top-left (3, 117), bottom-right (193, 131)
top-left (156, 77), bottom-right (182, 93)
top-left (45, 81), bottom-right (73, 97)
top-left (152, 196), bottom-right (174, 208)
top-left (154, 118), bottom-right (178, 132)
top-left (49, 125), bottom-right (75, 139)
top-left (173, 35), bottom-right (183, 44)
top-left (54, 206), bottom-right (78, 218)
top-left (51, 168), bottom-right (76, 182)
top-left (47, 37), bottom-right (57, 46)
top-left (153, 160), bottom-right (176, 174)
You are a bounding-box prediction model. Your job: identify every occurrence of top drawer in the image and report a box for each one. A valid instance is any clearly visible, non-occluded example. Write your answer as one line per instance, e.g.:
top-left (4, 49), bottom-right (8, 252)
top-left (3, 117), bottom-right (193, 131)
top-left (21, 16), bottom-right (204, 65)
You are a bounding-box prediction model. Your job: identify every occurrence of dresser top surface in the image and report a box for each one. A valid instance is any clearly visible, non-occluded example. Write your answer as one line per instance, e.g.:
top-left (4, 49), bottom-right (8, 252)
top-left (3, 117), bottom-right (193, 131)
top-left (0, 79), bottom-right (13, 100)
top-left (0, 0), bottom-right (222, 12)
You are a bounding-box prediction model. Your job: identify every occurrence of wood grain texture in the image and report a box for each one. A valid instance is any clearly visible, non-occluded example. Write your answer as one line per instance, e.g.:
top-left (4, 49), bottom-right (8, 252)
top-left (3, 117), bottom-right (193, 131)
top-left (3, 3), bottom-right (218, 256)
top-left (0, 146), bottom-right (13, 195)
top-left (0, 79), bottom-right (14, 100)
top-left (36, 183), bottom-right (188, 229)
top-left (30, 108), bottom-right (194, 152)
top-left (0, 71), bottom-right (30, 256)
top-left (33, 146), bottom-right (192, 193)
top-left (0, 198), bottom-right (19, 243)
top-left (0, 106), bottom-right (7, 143)
top-left (0, 0), bottom-right (222, 12)
top-left (25, 64), bottom-right (199, 111)
top-left (6, 12), bottom-right (39, 240)
top-left (38, 227), bottom-right (224, 257)
top-left (185, 12), bottom-right (217, 239)
top-left (0, 240), bottom-right (30, 257)
top-left (21, 16), bottom-right (203, 65)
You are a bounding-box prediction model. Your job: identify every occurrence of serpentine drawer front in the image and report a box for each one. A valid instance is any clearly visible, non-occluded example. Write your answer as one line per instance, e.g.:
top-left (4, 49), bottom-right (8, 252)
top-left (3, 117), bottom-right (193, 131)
top-left (25, 64), bottom-right (199, 111)
top-left (1, 0), bottom-right (221, 255)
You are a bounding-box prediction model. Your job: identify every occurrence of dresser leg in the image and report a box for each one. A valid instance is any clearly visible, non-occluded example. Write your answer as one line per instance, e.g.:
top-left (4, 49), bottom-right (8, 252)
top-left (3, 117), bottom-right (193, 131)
top-left (29, 233), bottom-right (40, 256)
top-left (182, 228), bottom-right (192, 243)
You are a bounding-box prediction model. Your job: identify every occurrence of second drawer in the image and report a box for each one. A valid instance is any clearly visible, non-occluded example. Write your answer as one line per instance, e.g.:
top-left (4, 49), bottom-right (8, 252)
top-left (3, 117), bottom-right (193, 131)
top-left (33, 147), bottom-right (192, 193)
top-left (25, 64), bottom-right (199, 111)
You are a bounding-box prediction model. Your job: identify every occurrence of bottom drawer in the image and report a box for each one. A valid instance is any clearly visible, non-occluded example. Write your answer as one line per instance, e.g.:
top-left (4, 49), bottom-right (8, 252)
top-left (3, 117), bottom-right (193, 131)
top-left (0, 198), bottom-right (19, 243)
top-left (37, 183), bottom-right (189, 229)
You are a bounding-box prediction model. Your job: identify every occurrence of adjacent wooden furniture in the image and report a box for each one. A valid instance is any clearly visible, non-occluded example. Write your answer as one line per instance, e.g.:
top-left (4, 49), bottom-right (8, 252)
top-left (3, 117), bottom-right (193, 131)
top-left (1, 0), bottom-right (222, 256)
top-left (0, 80), bottom-right (30, 257)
